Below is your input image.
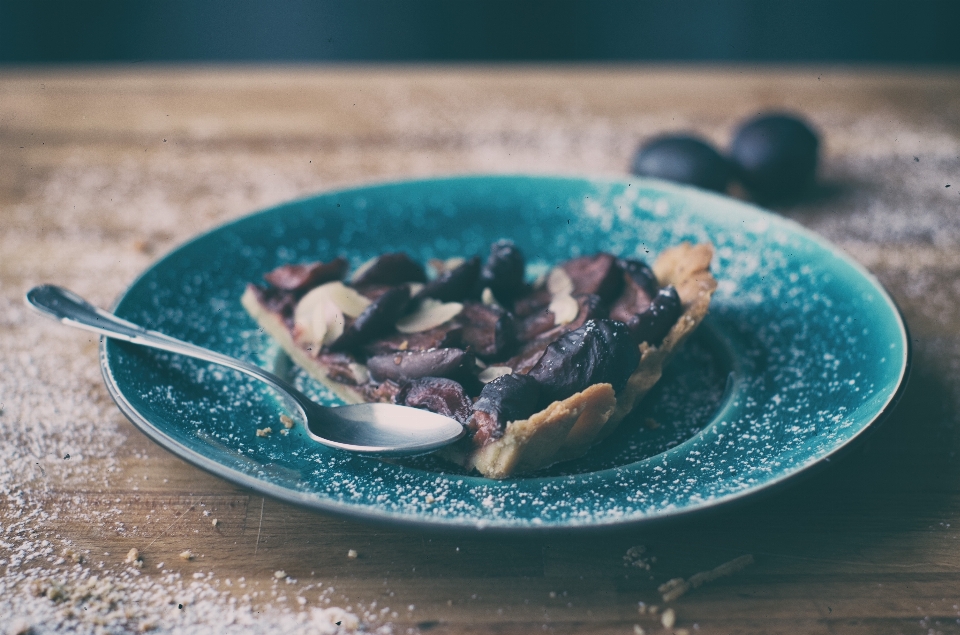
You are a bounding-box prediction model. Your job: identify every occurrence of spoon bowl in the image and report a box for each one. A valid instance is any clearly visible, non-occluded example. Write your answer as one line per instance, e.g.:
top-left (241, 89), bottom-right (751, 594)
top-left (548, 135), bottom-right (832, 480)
top-left (25, 285), bottom-right (466, 456)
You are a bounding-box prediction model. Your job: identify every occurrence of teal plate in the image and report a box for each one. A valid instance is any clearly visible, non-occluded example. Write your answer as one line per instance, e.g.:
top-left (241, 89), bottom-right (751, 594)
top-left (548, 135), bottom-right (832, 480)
top-left (100, 175), bottom-right (910, 532)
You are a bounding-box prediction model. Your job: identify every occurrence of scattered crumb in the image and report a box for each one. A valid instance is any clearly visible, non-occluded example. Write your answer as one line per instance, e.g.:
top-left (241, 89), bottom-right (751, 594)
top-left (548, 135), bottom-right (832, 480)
top-left (661, 607), bottom-right (676, 629)
top-left (657, 577), bottom-right (688, 603)
top-left (633, 625), bottom-right (646, 635)
top-left (279, 414), bottom-right (295, 428)
top-left (179, 550), bottom-right (194, 561)
top-left (549, 592), bottom-right (557, 599)
top-left (256, 427), bottom-right (272, 437)
top-left (660, 555), bottom-right (754, 602)
top-left (124, 547), bottom-right (142, 568)
top-left (274, 570), bottom-right (286, 579)
top-left (62, 548), bottom-right (82, 564)
top-left (676, 629), bottom-right (690, 635)
top-left (212, 518), bottom-right (219, 527)
top-left (280, 428), bottom-right (289, 436)
top-left (624, 545), bottom-right (652, 570)
top-left (425, 494), bottom-right (435, 504)
top-left (638, 601), bottom-right (647, 615)
top-left (649, 605), bottom-right (659, 615)
top-left (347, 549), bottom-right (358, 559)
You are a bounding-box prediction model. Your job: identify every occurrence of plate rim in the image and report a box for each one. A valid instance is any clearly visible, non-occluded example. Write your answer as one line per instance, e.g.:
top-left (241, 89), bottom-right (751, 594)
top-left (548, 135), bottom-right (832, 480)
top-left (99, 173), bottom-right (912, 533)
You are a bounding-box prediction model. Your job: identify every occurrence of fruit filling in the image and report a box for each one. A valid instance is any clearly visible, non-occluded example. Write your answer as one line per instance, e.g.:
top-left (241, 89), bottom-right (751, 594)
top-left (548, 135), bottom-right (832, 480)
top-left (244, 239), bottom-right (708, 457)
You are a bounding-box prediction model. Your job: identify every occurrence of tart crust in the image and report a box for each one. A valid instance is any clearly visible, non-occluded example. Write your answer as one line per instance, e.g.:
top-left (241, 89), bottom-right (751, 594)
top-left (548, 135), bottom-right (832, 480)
top-left (241, 242), bottom-right (717, 479)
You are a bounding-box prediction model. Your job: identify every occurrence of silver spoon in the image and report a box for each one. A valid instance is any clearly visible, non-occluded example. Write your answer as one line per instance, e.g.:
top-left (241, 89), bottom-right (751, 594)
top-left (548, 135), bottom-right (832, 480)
top-left (25, 285), bottom-right (466, 456)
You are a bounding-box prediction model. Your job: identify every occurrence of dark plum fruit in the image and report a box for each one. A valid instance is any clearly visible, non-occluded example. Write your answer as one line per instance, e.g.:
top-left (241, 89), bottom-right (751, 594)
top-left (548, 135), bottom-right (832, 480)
top-left (263, 257), bottom-right (348, 292)
top-left (626, 285), bottom-right (682, 347)
top-left (414, 257), bottom-right (481, 303)
top-left (328, 286), bottom-right (410, 353)
top-left (363, 322), bottom-right (463, 356)
top-left (469, 373), bottom-right (541, 445)
top-left (562, 253), bottom-right (624, 303)
top-left (351, 253), bottom-right (427, 287)
top-left (480, 240), bottom-right (526, 304)
top-left (527, 319), bottom-right (639, 407)
top-left (396, 377), bottom-right (472, 425)
top-left (460, 302), bottom-right (516, 361)
top-left (730, 113), bottom-right (819, 202)
top-left (631, 135), bottom-right (732, 193)
top-left (366, 348), bottom-right (472, 383)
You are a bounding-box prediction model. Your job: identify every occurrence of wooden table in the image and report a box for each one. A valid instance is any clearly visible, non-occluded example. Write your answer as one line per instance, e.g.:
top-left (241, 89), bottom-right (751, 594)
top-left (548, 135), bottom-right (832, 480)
top-left (3, 66), bottom-right (960, 634)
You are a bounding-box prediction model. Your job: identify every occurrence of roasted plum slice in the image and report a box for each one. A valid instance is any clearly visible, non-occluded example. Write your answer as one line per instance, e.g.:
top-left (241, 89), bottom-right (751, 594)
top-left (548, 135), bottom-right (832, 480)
top-left (366, 348), bottom-right (473, 383)
top-left (610, 260), bottom-right (659, 324)
top-left (351, 253), bottom-right (427, 287)
top-left (527, 319), bottom-right (640, 408)
top-left (363, 322), bottom-right (463, 356)
top-left (626, 286), bottom-right (682, 347)
top-left (516, 294), bottom-right (604, 345)
top-left (562, 253), bottom-right (624, 304)
top-left (328, 286), bottom-right (411, 353)
top-left (469, 373), bottom-right (540, 446)
top-left (263, 257), bottom-right (349, 292)
top-left (396, 377), bottom-right (472, 425)
top-left (480, 240), bottom-right (527, 305)
top-left (619, 258), bottom-right (658, 297)
top-left (414, 257), bottom-right (481, 303)
top-left (512, 287), bottom-right (552, 318)
top-left (459, 302), bottom-right (516, 360)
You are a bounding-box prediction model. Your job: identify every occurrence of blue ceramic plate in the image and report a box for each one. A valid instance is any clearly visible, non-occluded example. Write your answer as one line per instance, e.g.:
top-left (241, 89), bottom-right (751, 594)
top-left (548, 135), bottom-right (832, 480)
top-left (101, 175), bottom-right (909, 532)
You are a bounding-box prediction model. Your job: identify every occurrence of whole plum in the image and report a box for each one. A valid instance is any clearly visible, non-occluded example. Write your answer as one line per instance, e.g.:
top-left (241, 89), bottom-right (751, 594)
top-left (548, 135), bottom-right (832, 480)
top-left (729, 113), bottom-right (819, 202)
top-left (630, 135), bottom-right (731, 193)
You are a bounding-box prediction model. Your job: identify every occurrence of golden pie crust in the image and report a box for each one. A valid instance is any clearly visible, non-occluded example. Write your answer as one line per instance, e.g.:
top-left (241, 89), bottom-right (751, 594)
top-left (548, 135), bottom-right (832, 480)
top-left (241, 242), bottom-right (717, 479)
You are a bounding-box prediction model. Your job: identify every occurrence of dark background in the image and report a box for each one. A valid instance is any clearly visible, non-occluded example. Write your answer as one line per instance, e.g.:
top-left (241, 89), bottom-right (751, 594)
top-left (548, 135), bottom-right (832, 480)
top-left (2, 0), bottom-right (959, 64)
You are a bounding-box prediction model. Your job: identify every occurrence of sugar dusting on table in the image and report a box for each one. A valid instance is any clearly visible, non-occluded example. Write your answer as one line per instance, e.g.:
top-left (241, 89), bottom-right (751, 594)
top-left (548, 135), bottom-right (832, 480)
top-left (2, 72), bottom-right (959, 632)
top-left (0, 150), bottom-right (398, 633)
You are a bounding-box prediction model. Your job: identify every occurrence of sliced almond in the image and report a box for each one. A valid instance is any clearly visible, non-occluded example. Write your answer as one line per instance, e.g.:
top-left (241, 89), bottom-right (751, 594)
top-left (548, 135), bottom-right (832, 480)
top-left (443, 257), bottom-right (466, 271)
top-left (547, 267), bottom-right (574, 296)
top-left (323, 282), bottom-right (371, 317)
top-left (324, 310), bottom-right (345, 345)
top-left (395, 299), bottom-right (463, 334)
top-left (293, 282), bottom-right (367, 347)
top-left (428, 257), bottom-right (465, 275)
top-left (348, 362), bottom-right (370, 385)
top-left (549, 293), bottom-right (579, 325)
top-left (481, 287), bottom-right (500, 307)
top-left (293, 286), bottom-right (332, 345)
top-left (478, 366), bottom-right (513, 383)
top-left (349, 256), bottom-right (378, 283)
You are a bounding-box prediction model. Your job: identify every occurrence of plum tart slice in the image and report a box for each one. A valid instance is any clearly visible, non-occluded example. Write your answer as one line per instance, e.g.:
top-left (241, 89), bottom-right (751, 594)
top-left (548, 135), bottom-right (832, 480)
top-left (241, 241), bottom-right (716, 478)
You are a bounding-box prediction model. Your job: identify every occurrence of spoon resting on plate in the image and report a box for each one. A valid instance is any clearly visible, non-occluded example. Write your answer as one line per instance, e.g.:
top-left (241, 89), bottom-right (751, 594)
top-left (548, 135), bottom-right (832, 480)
top-left (25, 285), bottom-right (467, 456)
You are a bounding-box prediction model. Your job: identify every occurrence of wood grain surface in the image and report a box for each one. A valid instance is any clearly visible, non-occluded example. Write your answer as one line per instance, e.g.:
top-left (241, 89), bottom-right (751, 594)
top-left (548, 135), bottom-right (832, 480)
top-left (3, 66), bottom-right (960, 634)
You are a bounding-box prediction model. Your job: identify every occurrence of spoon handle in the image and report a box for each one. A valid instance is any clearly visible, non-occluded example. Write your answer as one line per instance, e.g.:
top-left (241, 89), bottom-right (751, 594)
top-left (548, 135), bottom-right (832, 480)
top-left (25, 285), bottom-right (304, 402)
